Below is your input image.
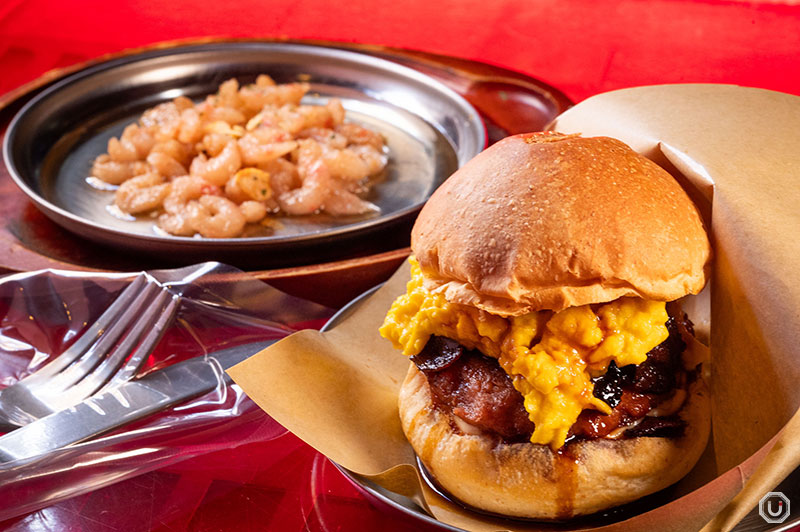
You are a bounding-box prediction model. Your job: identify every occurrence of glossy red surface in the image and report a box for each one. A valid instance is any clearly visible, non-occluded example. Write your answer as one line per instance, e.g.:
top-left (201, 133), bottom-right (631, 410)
top-left (1, 1), bottom-right (798, 530)
top-left (0, 429), bottom-right (440, 531)
top-left (1, 0), bottom-right (799, 105)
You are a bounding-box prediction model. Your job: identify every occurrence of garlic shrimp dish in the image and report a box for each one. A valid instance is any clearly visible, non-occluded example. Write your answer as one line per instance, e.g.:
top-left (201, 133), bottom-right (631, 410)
top-left (89, 75), bottom-right (388, 238)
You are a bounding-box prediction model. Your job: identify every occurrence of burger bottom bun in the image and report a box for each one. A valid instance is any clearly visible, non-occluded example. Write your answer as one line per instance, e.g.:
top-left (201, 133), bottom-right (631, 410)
top-left (398, 364), bottom-right (711, 519)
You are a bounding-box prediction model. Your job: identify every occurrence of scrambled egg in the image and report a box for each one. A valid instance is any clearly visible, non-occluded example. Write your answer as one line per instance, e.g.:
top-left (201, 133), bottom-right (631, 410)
top-left (380, 258), bottom-right (669, 449)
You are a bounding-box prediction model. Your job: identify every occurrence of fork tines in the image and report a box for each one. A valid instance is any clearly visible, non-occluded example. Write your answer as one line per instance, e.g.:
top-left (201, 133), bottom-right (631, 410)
top-left (18, 275), bottom-right (180, 415)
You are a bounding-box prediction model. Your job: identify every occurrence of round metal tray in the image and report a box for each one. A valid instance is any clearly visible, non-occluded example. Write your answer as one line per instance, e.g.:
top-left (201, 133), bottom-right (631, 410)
top-left (3, 42), bottom-right (485, 266)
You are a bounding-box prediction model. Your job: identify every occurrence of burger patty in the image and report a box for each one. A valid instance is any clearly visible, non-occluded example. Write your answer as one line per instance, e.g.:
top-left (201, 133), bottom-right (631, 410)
top-left (411, 309), bottom-right (694, 443)
top-left (413, 336), bottom-right (535, 441)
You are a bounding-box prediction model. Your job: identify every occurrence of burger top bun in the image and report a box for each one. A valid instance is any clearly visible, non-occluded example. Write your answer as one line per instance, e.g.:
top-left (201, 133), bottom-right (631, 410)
top-left (411, 133), bottom-right (711, 315)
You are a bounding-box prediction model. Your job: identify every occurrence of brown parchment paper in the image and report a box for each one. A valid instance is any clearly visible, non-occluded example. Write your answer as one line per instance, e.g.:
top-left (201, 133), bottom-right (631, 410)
top-left (229, 84), bottom-right (800, 531)
top-left (550, 84), bottom-right (800, 530)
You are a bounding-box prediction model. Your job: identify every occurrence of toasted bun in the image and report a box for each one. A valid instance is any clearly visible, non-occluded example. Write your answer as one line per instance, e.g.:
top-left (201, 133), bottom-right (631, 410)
top-left (411, 133), bottom-right (711, 315)
top-left (399, 363), bottom-right (710, 519)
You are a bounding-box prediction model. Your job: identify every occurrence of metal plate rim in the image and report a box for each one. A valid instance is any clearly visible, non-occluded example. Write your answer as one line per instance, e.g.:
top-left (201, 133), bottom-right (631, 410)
top-left (2, 42), bottom-right (486, 254)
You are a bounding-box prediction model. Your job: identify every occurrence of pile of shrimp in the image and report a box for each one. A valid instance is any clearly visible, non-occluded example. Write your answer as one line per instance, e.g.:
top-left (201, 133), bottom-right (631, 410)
top-left (91, 75), bottom-right (388, 238)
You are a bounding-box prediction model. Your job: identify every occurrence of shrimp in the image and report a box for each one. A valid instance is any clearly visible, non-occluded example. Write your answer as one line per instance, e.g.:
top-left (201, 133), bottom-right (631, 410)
top-left (157, 176), bottom-right (218, 236)
top-left (326, 99), bottom-right (345, 126)
top-left (146, 152), bottom-right (187, 178)
top-left (260, 157), bottom-right (300, 194)
top-left (90, 75), bottom-right (388, 235)
top-left (121, 124), bottom-right (155, 155)
top-left (238, 82), bottom-right (309, 112)
top-left (224, 174), bottom-right (249, 204)
top-left (107, 137), bottom-right (139, 163)
top-left (150, 139), bottom-right (192, 166)
top-left (162, 175), bottom-right (214, 214)
top-left (91, 156), bottom-right (149, 185)
top-left (255, 74), bottom-right (276, 87)
top-left (253, 158), bottom-right (297, 212)
top-left (185, 195), bottom-right (246, 238)
top-left (270, 105), bottom-right (305, 135)
top-left (240, 200), bottom-right (268, 223)
top-left (140, 101), bottom-right (182, 141)
top-left (189, 139), bottom-right (241, 186)
top-left (322, 148), bottom-right (371, 182)
top-left (323, 187), bottom-right (379, 216)
top-left (336, 123), bottom-right (385, 151)
top-left (206, 106), bottom-right (246, 125)
top-left (157, 211), bottom-right (194, 236)
top-left (114, 173), bottom-right (169, 213)
top-left (277, 142), bottom-right (332, 215)
top-left (277, 159), bottom-right (330, 215)
top-left (297, 102), bottom-right (338, 130)
top-left (173, 96), bottom-right (194, 111)
top-left (177, 108), bottom-right (203, 144)
top-left (238, 131), bottom-right (297, 165)
top-left (198, 132), bottom-right (233, 157)
top-left (275, 101), bottom-right (342, 135)
top-left (216, 78), bottom-right (242, 109)
top-left (350, 144), bottom-right (388, 175)
top-left (108, 124), bottom-right (154, 162)
top-left (298, 127), bottom-right (348, 149)
top-left (318, 142), bottom-right (386, 182)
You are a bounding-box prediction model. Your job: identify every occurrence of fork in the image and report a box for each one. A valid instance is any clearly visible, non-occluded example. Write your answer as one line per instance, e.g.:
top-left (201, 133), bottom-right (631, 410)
top-left (0, 274), bottom-right (180, 429)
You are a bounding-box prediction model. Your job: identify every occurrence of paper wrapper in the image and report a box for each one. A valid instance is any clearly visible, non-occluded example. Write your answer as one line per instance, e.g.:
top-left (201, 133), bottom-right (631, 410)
top-left (229, 84), bottom-right (800, 531)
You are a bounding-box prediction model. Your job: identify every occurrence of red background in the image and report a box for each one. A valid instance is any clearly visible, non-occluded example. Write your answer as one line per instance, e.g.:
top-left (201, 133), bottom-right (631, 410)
top-left (1, 0), bottom-right (799, 104)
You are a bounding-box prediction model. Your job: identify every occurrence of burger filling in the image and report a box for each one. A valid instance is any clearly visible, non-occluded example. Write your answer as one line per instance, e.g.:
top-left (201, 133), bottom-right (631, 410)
top-left (380, 259), bottom-right (700, 449)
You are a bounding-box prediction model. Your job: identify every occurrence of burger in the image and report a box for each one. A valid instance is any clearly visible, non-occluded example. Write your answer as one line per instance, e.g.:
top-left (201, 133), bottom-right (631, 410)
top-left (379, 132), bottom-right (712, 519)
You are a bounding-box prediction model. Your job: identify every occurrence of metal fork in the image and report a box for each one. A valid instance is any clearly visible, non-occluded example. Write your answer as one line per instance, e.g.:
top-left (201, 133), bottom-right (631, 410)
top-left (0, 274), bottom-right (180, 429)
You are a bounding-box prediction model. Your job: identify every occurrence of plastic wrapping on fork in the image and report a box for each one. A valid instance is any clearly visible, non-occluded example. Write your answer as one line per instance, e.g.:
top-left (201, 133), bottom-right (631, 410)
top-left (0, 262), bottom-right (334, 521)
top-left (0, 274), bottom-right (180, 427)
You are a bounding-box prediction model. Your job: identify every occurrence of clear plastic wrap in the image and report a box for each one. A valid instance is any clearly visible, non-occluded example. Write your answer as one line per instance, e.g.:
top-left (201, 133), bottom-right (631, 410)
top-left (0, 262), bottom-right (333, 521)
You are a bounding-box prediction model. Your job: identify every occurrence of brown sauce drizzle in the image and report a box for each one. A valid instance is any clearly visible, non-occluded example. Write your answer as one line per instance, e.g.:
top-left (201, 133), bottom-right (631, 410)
top-left (554, 446), bottom-right (579, 520)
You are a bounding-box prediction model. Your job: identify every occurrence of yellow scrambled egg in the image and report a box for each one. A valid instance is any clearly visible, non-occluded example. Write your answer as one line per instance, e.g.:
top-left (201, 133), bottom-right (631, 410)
top-left (380, 258), bottom-right (670, 449)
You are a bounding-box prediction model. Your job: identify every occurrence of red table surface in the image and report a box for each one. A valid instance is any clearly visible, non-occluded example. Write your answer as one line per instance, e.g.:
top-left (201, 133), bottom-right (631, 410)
top-left (1, 1), bottom-right (799, 531)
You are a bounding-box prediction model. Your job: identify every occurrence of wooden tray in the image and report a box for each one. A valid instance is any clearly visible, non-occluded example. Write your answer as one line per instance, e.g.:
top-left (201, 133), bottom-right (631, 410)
top-left (0, 38), bottom-right (572, 307)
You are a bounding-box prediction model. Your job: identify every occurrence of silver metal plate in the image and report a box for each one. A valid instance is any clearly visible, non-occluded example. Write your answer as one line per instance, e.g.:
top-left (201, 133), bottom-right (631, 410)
top-left (3, 43), bottom-right (485, 267)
